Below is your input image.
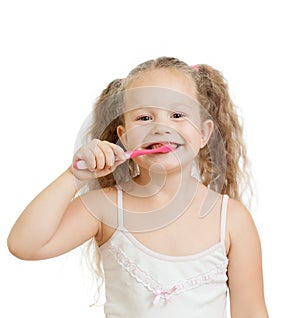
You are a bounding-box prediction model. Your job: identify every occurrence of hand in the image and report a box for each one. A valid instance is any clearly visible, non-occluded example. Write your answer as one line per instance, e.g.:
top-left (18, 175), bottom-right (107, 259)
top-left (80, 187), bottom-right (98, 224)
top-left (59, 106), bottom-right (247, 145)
top-left (71, 139), bottom-right (127, 181)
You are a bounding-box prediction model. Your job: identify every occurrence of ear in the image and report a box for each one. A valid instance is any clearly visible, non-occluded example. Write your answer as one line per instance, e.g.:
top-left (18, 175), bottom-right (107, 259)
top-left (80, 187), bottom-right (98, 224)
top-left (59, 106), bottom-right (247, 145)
top-left (200, 119), bottom-right (214, 148)
top-left (117, 125), bottom-right (127, 146)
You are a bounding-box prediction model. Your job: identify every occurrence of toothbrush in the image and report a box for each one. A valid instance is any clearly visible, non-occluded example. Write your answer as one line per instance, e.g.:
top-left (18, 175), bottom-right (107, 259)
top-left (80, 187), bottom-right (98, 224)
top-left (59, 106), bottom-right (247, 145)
top-left (73, 144), bottom-right (173, 170)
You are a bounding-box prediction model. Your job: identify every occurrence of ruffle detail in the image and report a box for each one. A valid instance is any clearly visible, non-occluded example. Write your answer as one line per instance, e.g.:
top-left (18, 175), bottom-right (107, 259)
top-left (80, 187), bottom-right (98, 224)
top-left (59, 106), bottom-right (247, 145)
top-left (108, 242), bottom-right (228, 296)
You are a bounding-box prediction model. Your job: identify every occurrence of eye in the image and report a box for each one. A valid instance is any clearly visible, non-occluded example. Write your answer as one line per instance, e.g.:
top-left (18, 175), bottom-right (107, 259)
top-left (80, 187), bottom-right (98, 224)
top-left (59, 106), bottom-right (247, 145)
top-left (171, 112), bottom-right (186, 119)
top-left (136, 115), bottom-right (152, 121)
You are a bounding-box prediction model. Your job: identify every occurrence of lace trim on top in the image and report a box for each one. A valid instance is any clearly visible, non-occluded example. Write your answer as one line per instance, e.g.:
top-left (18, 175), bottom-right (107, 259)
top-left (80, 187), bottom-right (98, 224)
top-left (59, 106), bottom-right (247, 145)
top-left (108, 242), bottom-right (228, 305)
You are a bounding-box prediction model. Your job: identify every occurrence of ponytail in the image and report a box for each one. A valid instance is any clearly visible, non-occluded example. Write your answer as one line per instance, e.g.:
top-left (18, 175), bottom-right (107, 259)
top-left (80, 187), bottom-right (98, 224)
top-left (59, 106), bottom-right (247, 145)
top-left (194, 64), bottom-right (252, 204)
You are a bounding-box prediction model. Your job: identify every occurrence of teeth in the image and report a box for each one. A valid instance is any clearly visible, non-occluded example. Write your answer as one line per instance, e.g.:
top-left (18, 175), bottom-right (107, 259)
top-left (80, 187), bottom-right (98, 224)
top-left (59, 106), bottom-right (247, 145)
top-left (151, 143), bottom-right (164, 149)
top-left (147, 142), bottom-right (178, 149)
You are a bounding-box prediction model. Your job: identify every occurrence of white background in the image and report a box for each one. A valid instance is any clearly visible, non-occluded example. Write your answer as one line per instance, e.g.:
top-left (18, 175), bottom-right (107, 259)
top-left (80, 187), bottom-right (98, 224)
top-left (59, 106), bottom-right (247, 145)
top-left (1, 0), bottom-right (299, 317)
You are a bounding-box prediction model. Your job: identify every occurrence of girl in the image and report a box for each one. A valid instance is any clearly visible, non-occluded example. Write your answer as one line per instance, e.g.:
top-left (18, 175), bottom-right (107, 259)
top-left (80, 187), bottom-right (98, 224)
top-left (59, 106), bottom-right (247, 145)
top-left (7, 57), bottom-right (268, 317)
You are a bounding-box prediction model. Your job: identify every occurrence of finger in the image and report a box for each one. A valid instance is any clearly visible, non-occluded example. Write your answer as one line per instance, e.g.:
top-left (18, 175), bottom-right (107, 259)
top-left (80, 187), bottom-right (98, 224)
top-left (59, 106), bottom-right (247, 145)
top-left (94, 147), bottom-right (106, 170)
top-left (74, 150), bottom-right (97, 171)
top-left (100, 141), bottom-right (117, 167)
top-left (110, 143), bottom-right (127, 161)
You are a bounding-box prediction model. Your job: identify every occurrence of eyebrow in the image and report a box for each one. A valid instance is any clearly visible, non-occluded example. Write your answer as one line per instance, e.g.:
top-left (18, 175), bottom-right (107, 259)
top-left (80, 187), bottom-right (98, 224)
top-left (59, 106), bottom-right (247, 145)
top-left (124, 102), bottom-right (199, 115)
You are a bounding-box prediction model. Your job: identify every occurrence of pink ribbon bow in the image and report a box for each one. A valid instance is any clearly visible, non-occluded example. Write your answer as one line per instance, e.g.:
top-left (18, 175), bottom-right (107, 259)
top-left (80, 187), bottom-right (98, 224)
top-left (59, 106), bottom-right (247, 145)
top-left (153, 286), bottom-right (177, 305)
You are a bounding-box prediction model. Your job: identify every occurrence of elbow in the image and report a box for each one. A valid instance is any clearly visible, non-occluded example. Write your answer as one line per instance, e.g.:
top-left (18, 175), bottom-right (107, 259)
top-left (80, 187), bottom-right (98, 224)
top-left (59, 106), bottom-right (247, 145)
top-left (7, 235), bottom-right (24, 260)
top-left (7, 234), bottom-right (33, 260)
top-left (7, 243), bottom-right (22, 260)
top-left (7, 234), bottom-right (51, 261)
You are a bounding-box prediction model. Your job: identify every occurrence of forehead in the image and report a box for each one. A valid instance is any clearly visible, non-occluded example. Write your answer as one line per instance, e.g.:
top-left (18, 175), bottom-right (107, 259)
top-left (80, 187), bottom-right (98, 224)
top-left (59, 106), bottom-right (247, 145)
top-left (127, 68), bottom-right (197, 94)
top-left (123, 69), bottom-right (199, 113)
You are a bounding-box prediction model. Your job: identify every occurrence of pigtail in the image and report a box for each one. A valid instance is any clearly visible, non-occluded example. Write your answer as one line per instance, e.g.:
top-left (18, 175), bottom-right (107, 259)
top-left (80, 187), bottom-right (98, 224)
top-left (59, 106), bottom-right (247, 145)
top-left (88, 78), bottom-right (139, 188)
top-left (89, 78), bottom-right (124, 142)
top-left (194, 65), bottom-right (252, 204)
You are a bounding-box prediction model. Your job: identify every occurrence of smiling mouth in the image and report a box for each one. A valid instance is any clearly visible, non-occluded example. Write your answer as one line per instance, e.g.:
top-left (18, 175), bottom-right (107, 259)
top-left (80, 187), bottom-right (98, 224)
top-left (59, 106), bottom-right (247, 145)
top-left (143, 142), bottom-right (181, 150)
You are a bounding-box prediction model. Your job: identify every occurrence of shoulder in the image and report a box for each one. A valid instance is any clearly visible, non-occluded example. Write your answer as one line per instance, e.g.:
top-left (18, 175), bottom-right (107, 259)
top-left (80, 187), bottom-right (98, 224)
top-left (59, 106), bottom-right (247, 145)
top-left (78, 187), bottom-right (117, 207)
top-left (226, 197), bottom-right (262, 258)
top-left (73, 186), bottom-right (119, 240)
top-left (227, 198), bottom-right (257, 238)
top-left (68, 186), bottom-right (117, 221)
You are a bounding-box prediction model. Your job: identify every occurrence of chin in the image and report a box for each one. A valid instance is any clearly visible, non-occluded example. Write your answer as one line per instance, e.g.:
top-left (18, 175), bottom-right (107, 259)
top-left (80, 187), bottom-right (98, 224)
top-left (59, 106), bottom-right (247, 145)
top-left (147, 159), bottom-right (193, 175)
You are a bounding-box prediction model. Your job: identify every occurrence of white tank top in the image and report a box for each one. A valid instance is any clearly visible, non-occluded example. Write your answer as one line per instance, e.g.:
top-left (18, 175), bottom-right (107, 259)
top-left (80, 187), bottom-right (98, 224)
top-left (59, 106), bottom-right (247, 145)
top-left (99, 188), bottom-right (229, 318)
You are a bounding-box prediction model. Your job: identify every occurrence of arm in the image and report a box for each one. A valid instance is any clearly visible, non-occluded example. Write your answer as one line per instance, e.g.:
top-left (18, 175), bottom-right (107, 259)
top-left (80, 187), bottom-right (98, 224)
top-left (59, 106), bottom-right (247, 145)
top-left (7, 168), bottom-right (100, 260)
top-left (7, 139), bottom-right (126, 260)
top-left (227, 199), bottom-right (269, 318)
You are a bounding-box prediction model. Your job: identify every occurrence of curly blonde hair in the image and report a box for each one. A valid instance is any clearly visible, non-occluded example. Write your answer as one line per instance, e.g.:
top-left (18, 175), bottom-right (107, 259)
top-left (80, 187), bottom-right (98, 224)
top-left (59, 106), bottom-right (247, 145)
top-left (84, 56), bottom-right (253, 303)
top-left (87, 57), bottom-right (252, 200)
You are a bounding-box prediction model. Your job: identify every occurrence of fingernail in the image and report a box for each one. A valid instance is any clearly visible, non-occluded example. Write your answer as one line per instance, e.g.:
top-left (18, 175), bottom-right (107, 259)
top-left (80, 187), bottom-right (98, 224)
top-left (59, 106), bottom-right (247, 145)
top-left (76, 160), bottom-right (88, 170)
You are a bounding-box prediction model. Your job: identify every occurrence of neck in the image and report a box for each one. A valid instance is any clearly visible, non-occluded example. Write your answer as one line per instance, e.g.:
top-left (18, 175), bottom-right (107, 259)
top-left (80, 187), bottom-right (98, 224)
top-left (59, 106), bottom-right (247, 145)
top-left (121, 162), bottom-right (198, 199)
top-left (119, 163), bottom-right (206, 232)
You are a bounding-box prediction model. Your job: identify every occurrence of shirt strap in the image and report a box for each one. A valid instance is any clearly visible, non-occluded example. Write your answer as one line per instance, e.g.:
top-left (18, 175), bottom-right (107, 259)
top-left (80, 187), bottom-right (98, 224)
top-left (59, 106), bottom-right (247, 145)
top-left (220, 194), bottom-right (229, 245)
top-left (116, 186), bottom-right (125, 230)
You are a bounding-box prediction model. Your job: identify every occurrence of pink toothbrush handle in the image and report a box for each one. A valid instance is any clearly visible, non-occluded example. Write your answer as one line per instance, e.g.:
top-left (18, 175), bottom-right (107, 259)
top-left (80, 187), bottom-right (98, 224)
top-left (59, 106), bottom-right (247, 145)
top-left (73, 145), bottom-right (172, 170)
top-left (128, 147), bottom-right (169, 158)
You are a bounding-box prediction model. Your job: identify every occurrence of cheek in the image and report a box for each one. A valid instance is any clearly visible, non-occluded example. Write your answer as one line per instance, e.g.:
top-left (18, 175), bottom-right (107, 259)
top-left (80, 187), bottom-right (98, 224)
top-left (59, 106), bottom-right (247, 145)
top-left (185, 127), bottom-right (202, 152)
top-left (184, 124), bottom-right (201, 140)
top-left (121, 125), bottom-right (149, 148)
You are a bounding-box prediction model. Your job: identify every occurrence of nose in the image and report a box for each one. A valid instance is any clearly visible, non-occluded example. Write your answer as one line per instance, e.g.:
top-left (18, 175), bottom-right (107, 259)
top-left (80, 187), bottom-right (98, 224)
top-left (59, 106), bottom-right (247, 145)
top-left (150, 122), bottom-right (172, 135)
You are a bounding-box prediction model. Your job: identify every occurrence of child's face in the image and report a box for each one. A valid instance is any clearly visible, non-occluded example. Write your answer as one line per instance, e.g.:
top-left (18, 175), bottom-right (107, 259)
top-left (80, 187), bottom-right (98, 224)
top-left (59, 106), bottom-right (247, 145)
top-left (117, 69), bottom-right (213, 172)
